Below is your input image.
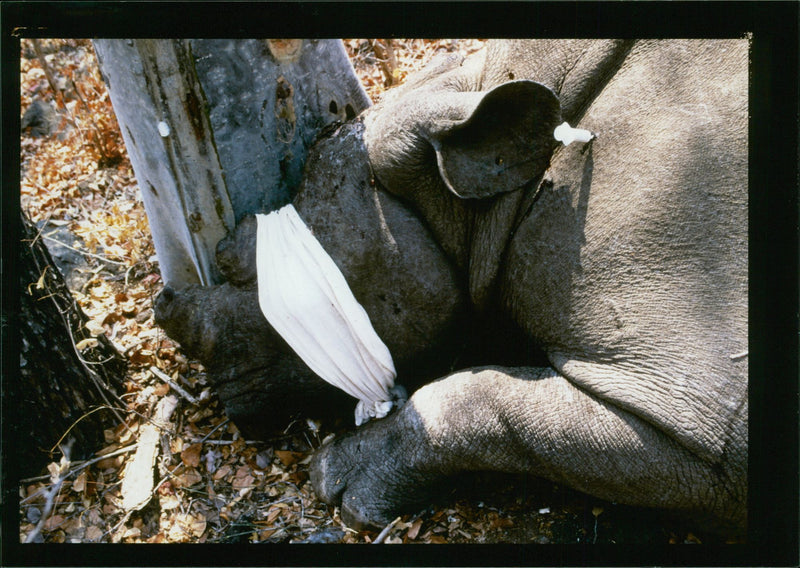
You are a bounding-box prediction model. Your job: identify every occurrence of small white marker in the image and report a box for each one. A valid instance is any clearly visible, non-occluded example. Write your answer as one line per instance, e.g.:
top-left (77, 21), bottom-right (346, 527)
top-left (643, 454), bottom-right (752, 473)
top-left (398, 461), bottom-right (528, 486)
top-left (158, 121), bottom-right (170, 138)
top-left (554, 121), bottom-right (594, 146)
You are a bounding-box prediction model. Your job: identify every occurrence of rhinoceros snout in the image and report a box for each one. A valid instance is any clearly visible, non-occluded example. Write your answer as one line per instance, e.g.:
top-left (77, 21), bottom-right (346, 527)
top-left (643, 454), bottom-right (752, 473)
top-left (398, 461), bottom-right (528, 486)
top-left (153, 285), bottom-right (176, 326)
top-left (159, 285), bottom-right (175, 303)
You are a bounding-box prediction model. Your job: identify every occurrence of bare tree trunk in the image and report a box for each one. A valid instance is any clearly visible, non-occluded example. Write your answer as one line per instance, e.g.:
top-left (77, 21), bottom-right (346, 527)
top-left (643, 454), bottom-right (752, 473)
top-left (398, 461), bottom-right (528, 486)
top-left (92, 39), bottom-right (236, 288)
top-left (93, 39), bottom-right (371, 288)
top-left (17, 212), bottom-right (127, 475)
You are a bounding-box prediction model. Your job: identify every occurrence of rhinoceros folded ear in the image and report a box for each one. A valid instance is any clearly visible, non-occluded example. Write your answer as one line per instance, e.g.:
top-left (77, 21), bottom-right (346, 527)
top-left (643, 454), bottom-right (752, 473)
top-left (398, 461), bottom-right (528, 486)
top-left (429, 81), bottom-right (561, 199)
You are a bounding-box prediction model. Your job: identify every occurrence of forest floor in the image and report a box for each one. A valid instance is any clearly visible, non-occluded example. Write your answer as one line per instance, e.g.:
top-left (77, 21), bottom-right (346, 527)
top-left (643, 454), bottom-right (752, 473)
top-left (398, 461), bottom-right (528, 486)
top-left (18, 38), bottom-right (728, 545)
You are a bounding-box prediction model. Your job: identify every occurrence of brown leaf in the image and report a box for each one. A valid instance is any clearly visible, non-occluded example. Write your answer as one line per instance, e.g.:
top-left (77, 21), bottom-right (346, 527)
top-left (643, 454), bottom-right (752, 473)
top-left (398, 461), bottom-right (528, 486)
top-left (129, 348), bottom-right (153, 366)
top-left (152, 382), bottom-right (170, 397)
top-left (406, 518), bottom-right (423, 540)
top-left (274, 450), bottom-right (305, 467)
top-left (159, 493), bottom-right (181, 511)
top-left (46, 461), bottom-right (63, 481)
top-left (73, 471), bottom-right (87, 493)
top-left (89, 285), bottom-right (107, 299)
top-left (85, 525), bottom-right (104, 542)
top-left (141, 273), bottom-right (161, 286)
top-left (212, 464), bottom-right (232, 481)
top-left (43, 514), bottom-right (65, 531)
top-left (287, 469), bottom-right (309, 487)
top-left (258, 528), bottom-right (280, 540)
top-left (85, 319), bottom-right (106, 336)
top-left (75, 337), bottom-right (98, 350)
top-left (187, 407), bottom-right (215, 423)
top-left (232, 465), bottom-right (255, 491)
top-left (168, 513), bottom-right (207, 541)
top-left (176, 467), bottom-right (202, 488)
top-left (84, 477), bottom-right (99, 499)
top-left (685, 532), bottom-right (702, 544)
top-left (120, 300), bottom-right (137, 317)
top-left (122, 526), bottom-right (141, 541)
top-left (26, 483), bottom-right (45, 502)
top-left (181, 443), bottom-right (202, 468)
top-left (230, 437), bottom-right (247, 453)
top-left (95, 455), bottom-right (122, 470)
top-left (118, 425), bottom-right (138, 446)
top-left (157, 474), bottom-right (174, 492)
top-left (265, 506), bottom-right (284, 524)
top-left (490, 516), bottom-right (514, 529)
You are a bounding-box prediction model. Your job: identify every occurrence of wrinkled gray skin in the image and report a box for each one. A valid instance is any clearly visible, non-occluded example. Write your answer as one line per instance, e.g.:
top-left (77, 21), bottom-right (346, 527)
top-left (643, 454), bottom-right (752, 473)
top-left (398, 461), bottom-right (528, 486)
top-left (155, 40), bottom-right (747, 533)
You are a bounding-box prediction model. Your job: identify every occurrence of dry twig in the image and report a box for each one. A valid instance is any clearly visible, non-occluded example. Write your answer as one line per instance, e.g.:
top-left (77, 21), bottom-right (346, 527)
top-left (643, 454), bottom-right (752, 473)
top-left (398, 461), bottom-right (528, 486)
top-left (370, 39), bottom-right (399, 86)
top-left (150, 366), bottom-right (199, 405)
top-left (372, 516), bottom-right (401, 544)
top-left (24, 443), bottom-right (72, 543)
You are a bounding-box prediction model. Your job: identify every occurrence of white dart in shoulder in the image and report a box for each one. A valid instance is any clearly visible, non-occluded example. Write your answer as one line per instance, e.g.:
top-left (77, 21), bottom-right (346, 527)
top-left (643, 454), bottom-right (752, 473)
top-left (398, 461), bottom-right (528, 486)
top-left (553, 121), bottom-right (595, 146)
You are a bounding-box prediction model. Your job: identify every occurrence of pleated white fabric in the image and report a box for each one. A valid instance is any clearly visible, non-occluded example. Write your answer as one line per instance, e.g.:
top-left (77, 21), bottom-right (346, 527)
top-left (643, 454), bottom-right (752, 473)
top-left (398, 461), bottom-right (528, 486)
top-left (255, 205), bottom-right (399, 425)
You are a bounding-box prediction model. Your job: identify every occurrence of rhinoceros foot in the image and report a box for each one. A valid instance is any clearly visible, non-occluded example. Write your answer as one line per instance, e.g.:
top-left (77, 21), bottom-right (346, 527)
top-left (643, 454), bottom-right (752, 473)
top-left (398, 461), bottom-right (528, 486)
top-left (310, 409), bottom-right (443, 530)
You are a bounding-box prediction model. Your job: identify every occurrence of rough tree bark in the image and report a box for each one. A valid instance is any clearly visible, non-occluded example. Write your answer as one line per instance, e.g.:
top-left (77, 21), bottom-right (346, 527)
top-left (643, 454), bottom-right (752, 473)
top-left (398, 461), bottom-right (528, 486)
top-left (17, 212), bottom-right (127, 475)
top-left (92, 39), bottom-right (371, 288)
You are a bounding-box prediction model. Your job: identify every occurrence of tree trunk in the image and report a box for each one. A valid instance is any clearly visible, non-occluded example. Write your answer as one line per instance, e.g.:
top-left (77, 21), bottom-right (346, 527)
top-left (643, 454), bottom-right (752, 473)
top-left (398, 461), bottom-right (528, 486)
top-left (17, 212), bottom-right (127, 475)
top-left (93, 39), bottom-right (371, 288)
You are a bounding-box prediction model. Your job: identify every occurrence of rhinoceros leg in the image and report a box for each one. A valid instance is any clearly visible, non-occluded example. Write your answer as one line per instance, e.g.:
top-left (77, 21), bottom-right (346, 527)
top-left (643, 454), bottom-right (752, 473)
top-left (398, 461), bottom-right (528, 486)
top-left (310, 365), bottom-right (744, 531)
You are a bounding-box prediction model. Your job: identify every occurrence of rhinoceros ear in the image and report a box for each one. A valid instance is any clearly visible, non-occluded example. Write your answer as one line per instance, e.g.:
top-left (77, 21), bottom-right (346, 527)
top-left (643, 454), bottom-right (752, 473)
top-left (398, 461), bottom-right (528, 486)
top-left (430, 81), bottom-right (561, 199)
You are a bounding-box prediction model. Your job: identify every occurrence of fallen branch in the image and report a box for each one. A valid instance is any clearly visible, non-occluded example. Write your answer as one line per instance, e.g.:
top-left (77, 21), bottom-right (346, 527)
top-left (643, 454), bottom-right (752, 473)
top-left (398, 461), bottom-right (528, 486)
top-left (20, 443), bottom-right (138, 490)
top-left (41, 233), bottom-right (128, 266)
top-left (24, 479), bottom-right (65, 543)
top-left (187, 439), bottom-right (262, 446)
top-left (108, 511), bottom-right (133, 543)
top-left (121, 395), bottom-right (178, 511)
top-left (197, 418), bottom-right (230, 443)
